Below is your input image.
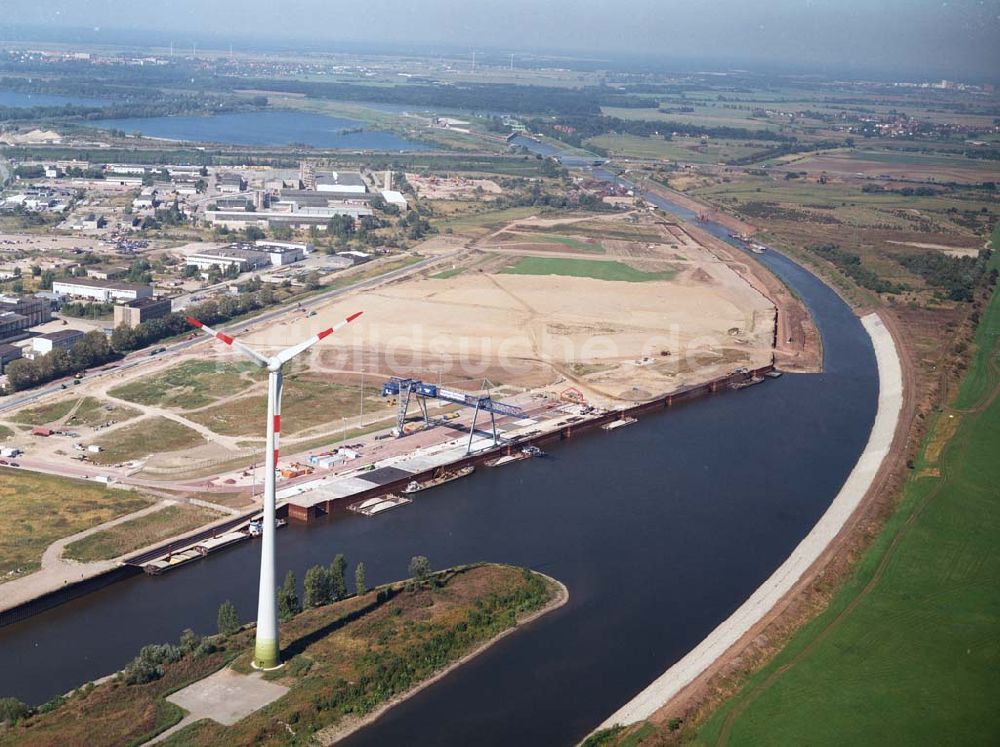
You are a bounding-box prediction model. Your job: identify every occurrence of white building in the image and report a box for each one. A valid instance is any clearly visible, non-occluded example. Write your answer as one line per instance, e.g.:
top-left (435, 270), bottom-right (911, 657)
top-left (52, 278), bottom-right (153, 303)
top-left (132, 186), bottom-right (158, 209)
top-left (315, 171), bottom-right (367, 195)
top-left (255, 241), bottom-right (308, 266)
top-left (381, 189), bottom-right (408, 211)
top-left (185, 247), bottom-right (270, 273)
top-left (32, 329), bottom-right (85, 356)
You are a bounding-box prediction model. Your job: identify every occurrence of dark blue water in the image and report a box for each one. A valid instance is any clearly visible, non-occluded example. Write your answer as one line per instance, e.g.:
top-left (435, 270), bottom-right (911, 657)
top-left (0, 163), bottom-right (878, 745)
top-left (0, 90), bottom-right (108, 108)
top-left (87, 110), bottom-right (435, 150)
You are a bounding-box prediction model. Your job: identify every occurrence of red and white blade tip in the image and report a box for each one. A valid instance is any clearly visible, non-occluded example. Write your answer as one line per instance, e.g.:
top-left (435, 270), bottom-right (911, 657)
top-left (186, 316), bottom-right (203, 328)
top-left (346, 311), bottom-right (363, 322)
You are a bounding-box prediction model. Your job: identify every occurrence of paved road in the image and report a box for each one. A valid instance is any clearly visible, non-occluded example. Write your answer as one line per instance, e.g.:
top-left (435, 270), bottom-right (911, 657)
top-left (0, 249), bottom-right (464, 415)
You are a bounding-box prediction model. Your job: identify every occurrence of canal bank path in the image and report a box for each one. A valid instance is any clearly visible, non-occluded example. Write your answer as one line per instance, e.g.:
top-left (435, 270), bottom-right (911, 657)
top-left (595, 312), bottom-right (904, 731)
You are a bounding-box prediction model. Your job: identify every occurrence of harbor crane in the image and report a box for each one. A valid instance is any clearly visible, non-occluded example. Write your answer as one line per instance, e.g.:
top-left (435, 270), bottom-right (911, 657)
top-left (381, 377), bottom-right (524, 454)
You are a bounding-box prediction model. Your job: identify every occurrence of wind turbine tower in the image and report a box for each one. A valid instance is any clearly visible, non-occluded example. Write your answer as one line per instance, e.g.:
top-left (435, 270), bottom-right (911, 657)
top-left (187, 310), bottom-right (363, 669)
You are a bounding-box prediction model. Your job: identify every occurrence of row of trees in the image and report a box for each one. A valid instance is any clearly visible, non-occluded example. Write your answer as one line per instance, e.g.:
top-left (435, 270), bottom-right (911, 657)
top-left (110, 284), bottom-right (280, 354)
top-left (279, 554), bottom-right (369, 619)
top-left (4, 330), bottom-right (115, 392)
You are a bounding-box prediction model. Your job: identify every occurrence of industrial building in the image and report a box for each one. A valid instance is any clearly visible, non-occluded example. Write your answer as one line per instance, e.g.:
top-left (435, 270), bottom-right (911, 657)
top-left (52, 278), bottom-right (153, 303)
top-left (204, 205), bottom-right (372, 231)
top-left (381, 189), bottom-right (408, 211)
top-left (0, 343), bottom-right (22, 373)
top-left (0, 295), bottom-right (52, 326)
top-left (113, 297), bottom-right (173, 328)
top-left (315, 171), bottom-right (367, 195)
top-left (185, 247), bottom-right (271, 273)
top-left (216, 173), bottom-right (246, 193)
top-left (87, 266), bottom-right (128, 280)
top-left (186, 241), bottom-right (308, 273)
top-left (255, 241), bottom-right (308, 265)
top-left (0, 312), bottom-right (29, 342)
top-left (32, 329), bottom-right (85, 356)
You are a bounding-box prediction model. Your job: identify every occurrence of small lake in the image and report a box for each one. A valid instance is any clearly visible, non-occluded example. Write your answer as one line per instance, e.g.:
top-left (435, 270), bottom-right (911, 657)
top-left (88, 110), bottom-right (436, 150)
top-left (0, 90), bottom-right (108, 108)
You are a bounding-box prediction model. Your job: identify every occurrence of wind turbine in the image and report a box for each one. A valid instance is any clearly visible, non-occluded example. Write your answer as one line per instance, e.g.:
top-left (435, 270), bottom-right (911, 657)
top-left (187, 310), bottom-right (363, 669)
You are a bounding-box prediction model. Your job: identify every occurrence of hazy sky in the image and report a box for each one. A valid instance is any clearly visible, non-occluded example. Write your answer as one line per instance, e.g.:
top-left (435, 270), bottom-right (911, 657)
top-left (3, 0), bottom-right (998, 79)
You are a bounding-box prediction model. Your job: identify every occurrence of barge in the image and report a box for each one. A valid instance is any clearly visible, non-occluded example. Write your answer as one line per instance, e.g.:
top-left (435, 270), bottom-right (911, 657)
top-left (486, 445), bottom-right (545, 467)
top-left (602, 416), bottom-right (638, 431)
top-left (402, 465), bottom-right (474, 494)
top-left (142, 516), bottom-right (287, 575)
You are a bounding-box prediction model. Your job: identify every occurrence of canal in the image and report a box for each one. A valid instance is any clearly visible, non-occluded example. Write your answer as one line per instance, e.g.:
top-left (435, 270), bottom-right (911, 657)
top-left (0, 157), bottom-right (878, 747)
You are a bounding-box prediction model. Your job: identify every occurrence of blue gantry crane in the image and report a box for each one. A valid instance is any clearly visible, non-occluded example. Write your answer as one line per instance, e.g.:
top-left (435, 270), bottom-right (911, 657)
top-left (381, 377), bottom-right (524, 454)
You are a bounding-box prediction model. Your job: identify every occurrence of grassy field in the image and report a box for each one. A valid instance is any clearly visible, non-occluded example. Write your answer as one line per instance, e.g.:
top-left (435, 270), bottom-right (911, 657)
top-left (434, 206), bottom-right (542, 236)
top-left (0, 425), bottom-right (13, 440)
top-left (0, 472), bottom-right (152, 581)
top-left (587, 134), bottom-right (768, 163)
top-left (324, 255), bottom-right (423, 290)
top-left (0, 564), bottom-right (560, 747)
top-left (431, 266), bottom-right (466, 279)
top-left (88, 417), bottom-right (207, 464)
top-left (519, 220), bottom-right (666, 243)
top-left (62, 504), bottom-right (222, 562)
top-left (108, 361), bottom-right (262, 410)
top-left (516, 233), bottom-right (606, 253)
top-left (12, 397), bottom-right (141, 428)
top-left (686, 270), bottom-right (1000, 744)
top-left (501, 256), bottom-right (676, 282)
top-left (186, 377), bottom-right (381, 437)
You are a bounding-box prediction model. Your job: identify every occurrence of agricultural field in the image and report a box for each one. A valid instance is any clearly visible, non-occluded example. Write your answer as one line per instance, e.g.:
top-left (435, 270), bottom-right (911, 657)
top-left (601, 106), bottom-right (777, 131)
top-left (688, 257), bottom-right (1000, 746)
top-left (108, 361), bottom-right (263, 411)
top-left (87, 417), bottom-right (207, 464)
top-left (0, 564), bottom-right (561, 747)
top-left (0, 471), bottom-right (152, 581)
top-left (63, 504), bottom-right (223, 562)
top-left (778, 148), bottom-right (1000, 184)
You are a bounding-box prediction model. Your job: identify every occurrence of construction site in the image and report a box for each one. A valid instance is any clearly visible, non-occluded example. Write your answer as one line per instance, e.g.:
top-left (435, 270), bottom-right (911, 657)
top-left (0, 209), bottom-right (788, 550)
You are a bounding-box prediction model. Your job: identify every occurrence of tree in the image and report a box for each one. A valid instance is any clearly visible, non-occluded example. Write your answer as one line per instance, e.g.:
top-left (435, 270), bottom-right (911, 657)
top-left (217, 599), bottom-right (240, 636)
top-left (303, 564), bottom-right (332, 607)
top-left (355, 562), bottom-right (367, 596)
top-left (408, 555), bottom-right (431, 585)
top-left (39, 269), bottom-right (55, 290)
top-left (330, 554), bottom-right (347, 600)
top-left (277, 570), bottom-right (301, 621)
top-left (178, 628), bottom-right (201, 654)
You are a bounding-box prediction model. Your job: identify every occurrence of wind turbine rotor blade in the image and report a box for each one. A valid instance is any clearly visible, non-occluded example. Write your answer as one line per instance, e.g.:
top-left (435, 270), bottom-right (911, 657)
top-left (274, 311), bottom-right (363, 365)
top-left (186, 316), bottom-right (269, 366)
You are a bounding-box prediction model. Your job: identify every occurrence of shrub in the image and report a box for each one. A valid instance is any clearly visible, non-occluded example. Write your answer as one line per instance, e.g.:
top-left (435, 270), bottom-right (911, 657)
top-left (122, 643), bottom-right (182, 685)
top-left (0, 696), bottom-right (30, 724)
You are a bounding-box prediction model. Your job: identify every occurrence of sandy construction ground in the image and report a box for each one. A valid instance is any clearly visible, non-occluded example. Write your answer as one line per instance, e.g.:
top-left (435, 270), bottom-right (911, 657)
top-left (407, 173), bottom-right (502, 200)
top-left (0, 232), bottom-right (110, 255)
top-left (241, 220), bottom-right (774, 403)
